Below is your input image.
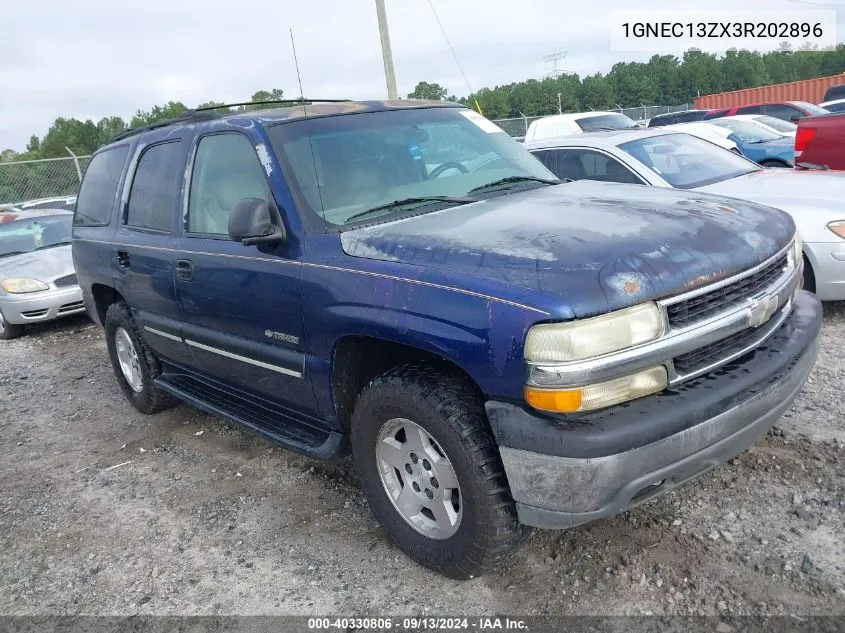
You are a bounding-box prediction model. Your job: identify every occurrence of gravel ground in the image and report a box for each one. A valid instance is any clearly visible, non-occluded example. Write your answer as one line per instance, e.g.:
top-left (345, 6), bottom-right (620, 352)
top-left (0, 307), bottom-right (843, 617)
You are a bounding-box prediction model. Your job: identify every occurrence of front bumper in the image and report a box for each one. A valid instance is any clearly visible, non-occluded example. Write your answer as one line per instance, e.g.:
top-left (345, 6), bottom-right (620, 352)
top-left (805, 241), bottom-right (845, 301)
top-left (485, 291), bottom-right (821, 529)
top-left (0, 286), bottom-right (85, 325)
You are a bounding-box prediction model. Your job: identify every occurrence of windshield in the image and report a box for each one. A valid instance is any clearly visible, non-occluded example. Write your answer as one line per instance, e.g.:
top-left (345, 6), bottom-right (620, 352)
top-left (266, 107), bottom-right (557, 227)
top-left (620, 133), bottom-right (759, 189)
top-left (793, 102), bottom-right (829, 116)
top-left (753, 116), bottom-right (796, 134)
top-left (0, 214), bottom-right (72, 258)
top-left (710, 118), bottom-right (782, 143)
top-left (577, 113), bottom-right (638, 132)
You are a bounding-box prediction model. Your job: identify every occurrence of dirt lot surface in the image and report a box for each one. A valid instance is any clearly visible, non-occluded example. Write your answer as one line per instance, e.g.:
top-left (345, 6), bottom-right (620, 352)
top-left (1, 306), bottom-right (843, 617)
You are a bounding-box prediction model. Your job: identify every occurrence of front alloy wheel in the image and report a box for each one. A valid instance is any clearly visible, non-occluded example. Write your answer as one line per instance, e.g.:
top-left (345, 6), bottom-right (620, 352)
top-left (376, 418), bottom-right (462, 540)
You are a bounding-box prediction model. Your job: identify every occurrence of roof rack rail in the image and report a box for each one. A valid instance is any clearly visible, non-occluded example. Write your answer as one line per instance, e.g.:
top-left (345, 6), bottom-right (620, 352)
top-left (108, 110), bottom-right (221, 143)
top-left (107, 98), bottom-right (352, 144)
top-left (193, 97), bottom-right (351, 112)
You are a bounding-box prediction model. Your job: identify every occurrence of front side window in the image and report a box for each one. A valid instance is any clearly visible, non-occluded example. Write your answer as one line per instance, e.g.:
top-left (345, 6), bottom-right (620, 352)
top-left (267, 107), bottom-right (557, 227)
top-left (1, 214), bottom-right (72, 258)
top-left (620, 133), bottom-right (759, 189)
top-left (188, 134), bottom-right (270, 236)
top-left (737, 105), bottom-right (764, 115)
top-left (126, 141), bottom-right (183, 232)
top-left (764, 104), bottom-right (803, 122)
top-left (74, 145), bottom-right (129, 226)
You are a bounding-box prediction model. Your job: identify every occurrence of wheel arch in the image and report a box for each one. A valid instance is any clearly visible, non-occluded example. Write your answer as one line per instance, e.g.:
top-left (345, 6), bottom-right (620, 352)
top-left (330, 335), bottom-right (486, 434)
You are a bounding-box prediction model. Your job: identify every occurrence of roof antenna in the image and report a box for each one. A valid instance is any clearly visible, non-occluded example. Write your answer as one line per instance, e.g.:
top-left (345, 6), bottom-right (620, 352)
top-left (290, 29), bottom-right (306, 102)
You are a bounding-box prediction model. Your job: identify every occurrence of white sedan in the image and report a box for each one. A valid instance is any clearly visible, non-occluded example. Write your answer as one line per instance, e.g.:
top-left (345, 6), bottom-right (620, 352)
top-left (724, 114), bottom-right (797, 139)
top-left (526, 129), bottom-right (845, 300)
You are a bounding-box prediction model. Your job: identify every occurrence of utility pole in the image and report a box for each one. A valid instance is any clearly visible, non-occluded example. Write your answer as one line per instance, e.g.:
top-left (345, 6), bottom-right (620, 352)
top-left (374, 0), bottom-right (398, 99)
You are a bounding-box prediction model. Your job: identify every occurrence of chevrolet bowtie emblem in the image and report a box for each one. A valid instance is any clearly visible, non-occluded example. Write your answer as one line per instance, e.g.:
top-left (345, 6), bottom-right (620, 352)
top-left (747, 294), bottom-right (780, 328)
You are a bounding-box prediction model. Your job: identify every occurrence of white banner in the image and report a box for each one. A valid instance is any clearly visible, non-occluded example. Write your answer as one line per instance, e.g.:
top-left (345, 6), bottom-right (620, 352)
top-left (610, 10), bottom-right (837, 53)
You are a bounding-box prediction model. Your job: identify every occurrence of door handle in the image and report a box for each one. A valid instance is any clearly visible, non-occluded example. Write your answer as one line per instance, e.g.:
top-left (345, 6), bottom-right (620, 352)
top-left (117, 250), bottom-right (130, 271)
top-left (175, 259), bottom-right (194, 281)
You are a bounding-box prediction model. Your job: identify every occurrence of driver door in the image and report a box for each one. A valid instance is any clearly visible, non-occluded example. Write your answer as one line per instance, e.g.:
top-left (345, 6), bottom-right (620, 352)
top-left (174, 131), bottom-right (316, 416)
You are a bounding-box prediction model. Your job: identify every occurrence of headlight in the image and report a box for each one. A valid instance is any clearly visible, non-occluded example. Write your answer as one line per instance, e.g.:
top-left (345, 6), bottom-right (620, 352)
top-left (524, 302), bottom-right (664, 363)
top-left (525, 366), bottom-right (668, 413)
top-left (0, 278), bottom-right (50, 294)
top-left (826, 221), bottom-right (845, 240)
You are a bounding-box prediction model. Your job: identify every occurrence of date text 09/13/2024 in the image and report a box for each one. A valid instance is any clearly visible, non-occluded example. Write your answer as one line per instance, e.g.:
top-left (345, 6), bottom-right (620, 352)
top-left (307, 617), bottom-right (527, 630)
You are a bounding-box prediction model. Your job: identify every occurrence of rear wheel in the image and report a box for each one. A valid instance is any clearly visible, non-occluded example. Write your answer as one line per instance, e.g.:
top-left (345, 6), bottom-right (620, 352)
top-left (104, 302), bottom-right (176, 414)
top-left (350, 364), bottom-right (526, 579)
top-left (760, 160), bottom-right (790, 168)
top-left (0, 310), bottom-right (24, 341)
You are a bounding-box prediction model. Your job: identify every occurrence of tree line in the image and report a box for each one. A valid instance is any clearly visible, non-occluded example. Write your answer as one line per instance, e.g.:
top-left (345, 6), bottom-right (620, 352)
top-left (3, 45), bottom-right (845, 163)
top-left (411, 45), bottom-right (845, 119)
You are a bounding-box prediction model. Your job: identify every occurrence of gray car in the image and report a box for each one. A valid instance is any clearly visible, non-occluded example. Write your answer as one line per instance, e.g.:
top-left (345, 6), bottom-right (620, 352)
top-left (526, 129), bottom-right (845, 300)
top-left (0, 209), bottom-right (85, 339)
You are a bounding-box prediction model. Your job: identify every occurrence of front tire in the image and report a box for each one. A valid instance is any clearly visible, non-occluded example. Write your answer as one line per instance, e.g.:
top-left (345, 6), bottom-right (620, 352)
top-left (0, 310), bottom-right (24, 341)
top-left (104, 302), bottom-right (176, 414)
top-left (350, 364), bottom-right (526, 579)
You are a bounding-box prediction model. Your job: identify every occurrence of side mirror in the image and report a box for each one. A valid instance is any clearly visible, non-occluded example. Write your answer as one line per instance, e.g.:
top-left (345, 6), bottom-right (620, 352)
top-left (228, 198), bottom-right (285, 247)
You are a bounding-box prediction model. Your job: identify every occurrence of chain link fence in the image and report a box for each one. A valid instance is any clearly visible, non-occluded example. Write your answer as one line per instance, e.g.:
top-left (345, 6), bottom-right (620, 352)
top-left (491, 103), bottom-right (693, 138)
top-left (0, 155), bottom-right (91, 205)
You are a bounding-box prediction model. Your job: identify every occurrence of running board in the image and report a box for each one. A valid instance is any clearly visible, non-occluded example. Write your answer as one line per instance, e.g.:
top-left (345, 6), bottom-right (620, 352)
top-left (154, 370), bottom-right (343, 459)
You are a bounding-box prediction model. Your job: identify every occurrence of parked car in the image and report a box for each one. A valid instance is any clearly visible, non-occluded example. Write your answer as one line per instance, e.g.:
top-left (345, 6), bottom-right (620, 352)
top-left (14, 196), bottom-right (78, 212)
top-left (73, 100), bottom-right (819, 578)
top-left (821, 84), bottom-right (845, 104)
top-left (818, 98), bottom-right (845, 114)
top-left (663, 122), bottom-right (740, 153)
top-left (795, 112), bottom-right (845, 171)
top-left (526, 129), bottom-right (845, 299)
top-left (705, 101), bottom-right (829, 123)
top-left (728, 114), bottom-right (797, 139)
top-left (0, 209), bottom-right (85, 339)
top-left (708, 118), bottom-right (795, 166)
top-left (647, 109), bottom-right (710, 127)
top-left (524, 111), bottom-right (638, 141)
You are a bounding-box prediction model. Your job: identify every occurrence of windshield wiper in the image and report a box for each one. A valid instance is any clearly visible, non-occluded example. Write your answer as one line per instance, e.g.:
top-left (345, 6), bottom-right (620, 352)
top-left (345, 196), bottom-right (479, 224)
top-left (0, 251), bottom-right (30, 258)
top-left (468, 176), bottom-right (561, 195)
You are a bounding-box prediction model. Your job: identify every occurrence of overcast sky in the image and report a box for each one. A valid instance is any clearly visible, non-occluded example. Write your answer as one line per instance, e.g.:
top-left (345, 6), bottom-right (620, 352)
top-left (2, 0), bottom-right (843, 152)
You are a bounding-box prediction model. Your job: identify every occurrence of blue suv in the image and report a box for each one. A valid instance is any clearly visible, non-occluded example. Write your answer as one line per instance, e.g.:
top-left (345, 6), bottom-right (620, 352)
top-left (72, 99), bottom-right (821, 579)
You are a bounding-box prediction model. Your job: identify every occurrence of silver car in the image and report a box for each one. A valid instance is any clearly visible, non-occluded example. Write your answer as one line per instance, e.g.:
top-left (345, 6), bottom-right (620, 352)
top-left (0, 209), bottom-right (85, 339)
top-left (526, 129), bottom-right (845, 300)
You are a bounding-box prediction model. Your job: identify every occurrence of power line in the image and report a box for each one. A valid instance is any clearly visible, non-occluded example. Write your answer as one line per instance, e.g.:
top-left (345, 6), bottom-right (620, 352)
top-left (427, 0), bottom-right (475, 100)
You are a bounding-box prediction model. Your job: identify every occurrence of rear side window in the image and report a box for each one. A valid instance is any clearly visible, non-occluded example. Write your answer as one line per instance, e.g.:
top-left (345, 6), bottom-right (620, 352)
top-left (737, 105), bottom-right (764, 115)
top-left (823, 85), bottom-right (845, 102)
top-left (764, 104), bottom-right (802, 122)
top-left (73, 146), bottom-right (129, 226)
top-left (532, 148), bottom-right (642, 184)
top-left (126, 141), bottom-right (183, 232)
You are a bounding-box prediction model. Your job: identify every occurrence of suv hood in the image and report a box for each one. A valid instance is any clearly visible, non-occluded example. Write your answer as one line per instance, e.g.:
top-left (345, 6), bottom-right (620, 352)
top-left (0, 244), bottom-right (75, 282)
top-left (340, 181), bottom-right (795, 317)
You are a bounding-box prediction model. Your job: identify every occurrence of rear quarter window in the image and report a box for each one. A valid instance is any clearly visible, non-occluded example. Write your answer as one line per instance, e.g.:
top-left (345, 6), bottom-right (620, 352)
top-left (125, 141), bottom-right (183, 232)
top-left (73, 145), bottom-right (130, 226)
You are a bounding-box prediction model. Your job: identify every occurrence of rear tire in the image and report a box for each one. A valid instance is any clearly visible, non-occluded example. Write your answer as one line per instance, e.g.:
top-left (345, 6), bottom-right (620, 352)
top-left (350, 364), bottom-right (527, 579)
top-left (104, 302), bottom-right (176, 414)
top-left (0, 310), bottom-right (24, 341)
top-left (760, 160), bottom-right (790, 168)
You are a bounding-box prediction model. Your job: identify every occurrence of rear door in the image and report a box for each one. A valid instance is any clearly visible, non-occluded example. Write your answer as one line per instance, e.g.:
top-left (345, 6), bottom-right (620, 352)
top-left (174, 131), bottom-right (316, 416)
top-left (112, 138), bottom-right (190, 364)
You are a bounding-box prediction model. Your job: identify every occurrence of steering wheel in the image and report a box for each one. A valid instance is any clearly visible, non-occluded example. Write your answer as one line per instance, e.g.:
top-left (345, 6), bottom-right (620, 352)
top-left (428, 162), bottom-right (468, 179)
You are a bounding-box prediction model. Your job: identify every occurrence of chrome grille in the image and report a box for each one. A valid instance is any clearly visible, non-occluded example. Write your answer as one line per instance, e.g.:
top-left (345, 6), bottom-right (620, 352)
top-left (673, 306), bottom-right (785, 377)
top-left (666, 253), bottom-right (789, 329)
top-left (53, 274), bottom-right (78, 287)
